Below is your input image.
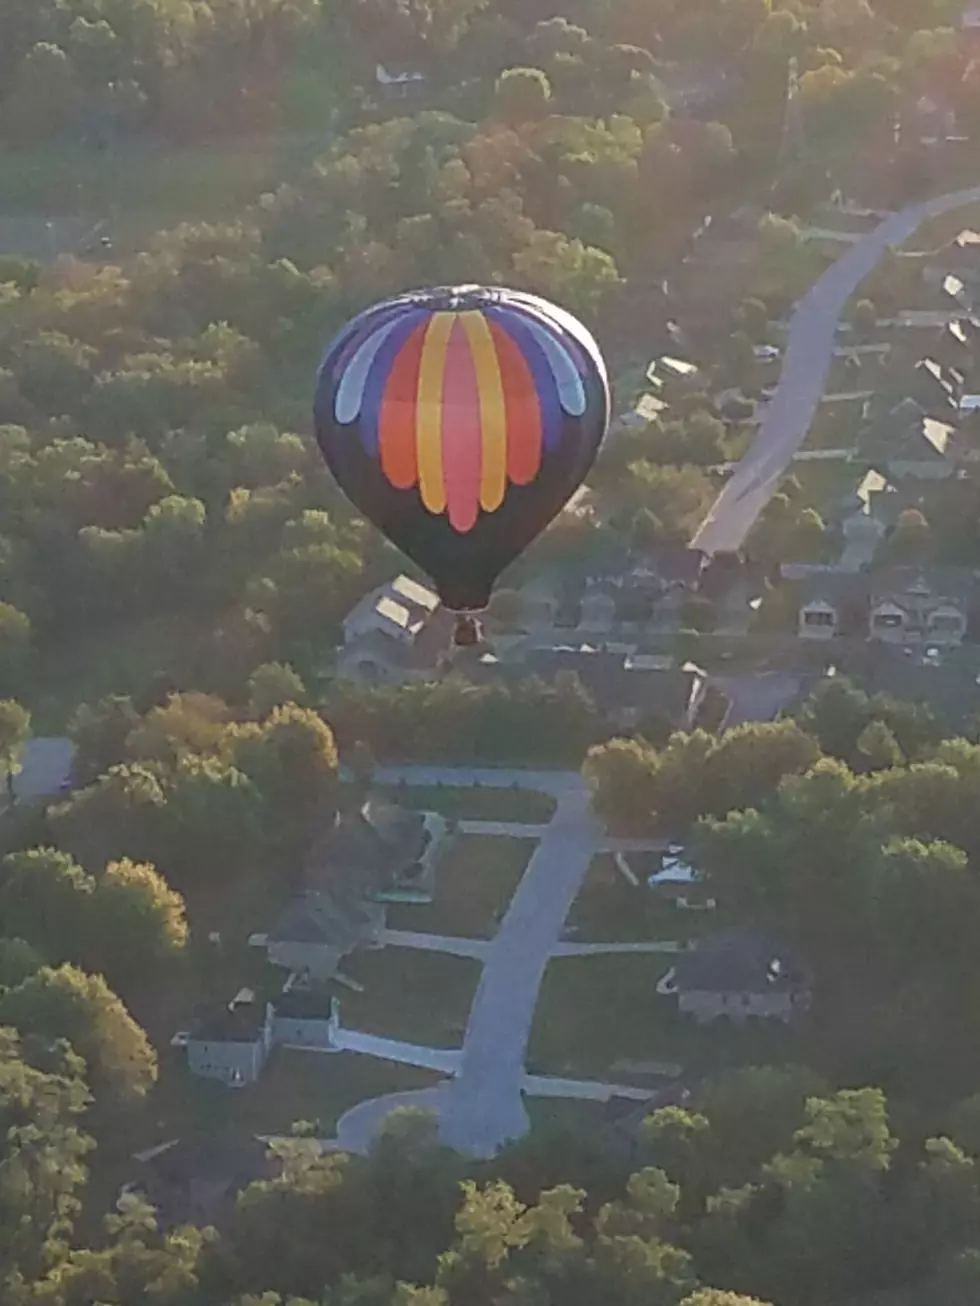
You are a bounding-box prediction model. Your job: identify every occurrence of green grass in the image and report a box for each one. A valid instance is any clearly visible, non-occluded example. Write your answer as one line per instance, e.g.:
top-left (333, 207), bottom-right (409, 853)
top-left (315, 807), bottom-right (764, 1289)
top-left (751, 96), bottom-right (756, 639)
top-left (332, 946), bottom-right (481, 1049)
top-left (528, 954), bottom-right (804, 1081)
top-left (371, 784), bottom-right (556, 824)
top-left (566, 856), bottom-right (717, 944)
top-left (386, 835), bottom-right (534, 939)
top-left (152, 1047), bottom-right (441, 1142)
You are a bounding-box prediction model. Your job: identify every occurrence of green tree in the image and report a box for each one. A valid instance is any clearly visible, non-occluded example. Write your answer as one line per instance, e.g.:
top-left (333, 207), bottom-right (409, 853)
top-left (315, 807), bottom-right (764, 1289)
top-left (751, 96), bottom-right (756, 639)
top-left (0, 937), bottom-right (42, 988)
top-left (495, 67), bottom-right (553, 123)
top-left (90, 859), bottom-right (188, 988)
top-left (0, 1025), bottom-right (92, 1288)
top-left (857, 719), bottom-right (902, 771)
top-left (49, 763), bottom-right (166, 871)
top-left (0, 699), bottom-right (30, 804)
top-left (67, 694), bottom-right (141, 786)
top-left (225, 704), bottom-right (338, 854)
top-left (0, 601), bottom-right (30, 687)
top-left (0, 964), bottom-right (156, 1107)
top-left (0, 848), bottom-right (94, 962)
top-left (248, 662), bottom-right (308, 718)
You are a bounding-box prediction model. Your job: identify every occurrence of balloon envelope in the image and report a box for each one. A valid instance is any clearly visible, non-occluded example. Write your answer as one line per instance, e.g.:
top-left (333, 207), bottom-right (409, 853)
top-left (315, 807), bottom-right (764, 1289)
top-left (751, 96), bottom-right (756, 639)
top-left (313, 285), bottom-right (609, 611)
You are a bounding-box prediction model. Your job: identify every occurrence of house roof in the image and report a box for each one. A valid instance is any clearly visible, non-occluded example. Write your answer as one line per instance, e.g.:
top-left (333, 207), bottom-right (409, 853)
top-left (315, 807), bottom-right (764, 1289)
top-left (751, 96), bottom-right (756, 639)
top-left (673, 929), bottom-right (809, 996)
top-left (869, 566), bottom-right (980, 607)
top-left (339, 608), bottom-right (455, 674)
top-left (267, 891), bottom-right (368, 951)
top-left (191, 994), bottom-right (266, 1043)
top-left (796, 572), bottom-right (870, 609)
top-left (274, 986), bottom-right (336, 1020)
top-left (860, 398), bottom-right (957, 465)
top-left (305, 805), bottom-right (428, 897)
top-left (490, 648), bottom-right (702, 721)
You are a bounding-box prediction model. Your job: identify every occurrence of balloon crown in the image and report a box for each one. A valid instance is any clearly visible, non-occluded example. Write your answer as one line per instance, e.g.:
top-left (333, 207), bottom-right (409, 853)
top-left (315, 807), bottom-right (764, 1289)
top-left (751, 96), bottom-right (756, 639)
top-left (403, 284), bottom-right (501, 312)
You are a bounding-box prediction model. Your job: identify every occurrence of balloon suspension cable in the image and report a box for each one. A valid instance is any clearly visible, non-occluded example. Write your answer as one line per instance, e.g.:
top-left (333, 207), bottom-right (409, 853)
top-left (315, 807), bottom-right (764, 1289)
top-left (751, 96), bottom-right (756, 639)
top-left (453, 614), bottom-right (483, 648)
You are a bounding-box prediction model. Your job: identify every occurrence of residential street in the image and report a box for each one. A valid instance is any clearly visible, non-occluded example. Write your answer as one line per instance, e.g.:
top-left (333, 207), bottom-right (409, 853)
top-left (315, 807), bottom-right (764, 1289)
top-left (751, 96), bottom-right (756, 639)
top-left (691, 183), bottom-right (980, 556)
top-left (326, 768), bottom-right (610, 1157)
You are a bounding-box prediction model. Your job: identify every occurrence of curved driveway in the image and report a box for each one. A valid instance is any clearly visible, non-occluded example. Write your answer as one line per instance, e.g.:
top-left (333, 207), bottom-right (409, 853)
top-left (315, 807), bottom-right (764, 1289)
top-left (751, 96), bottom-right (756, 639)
top-left (692, 184), bottom-right (980, 556)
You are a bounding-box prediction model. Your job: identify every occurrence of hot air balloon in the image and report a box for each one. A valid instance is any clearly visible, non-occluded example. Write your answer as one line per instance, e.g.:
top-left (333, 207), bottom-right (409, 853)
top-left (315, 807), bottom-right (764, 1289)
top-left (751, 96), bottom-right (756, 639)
top-left (313, 286), bottom-right (609, 640)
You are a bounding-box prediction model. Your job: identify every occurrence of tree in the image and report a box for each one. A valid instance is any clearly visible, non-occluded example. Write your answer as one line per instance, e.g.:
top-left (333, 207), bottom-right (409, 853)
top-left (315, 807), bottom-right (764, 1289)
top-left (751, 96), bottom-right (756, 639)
top-left (67, 695), bottom-right (141, 786)
top-left (125, 692), bottom-right (230, 766)
top-left (0, 848), bottom-right (94, 962)
top-left (583, 738), bottom-right (661, 833)
top-left (495, 67), bottom-right (553, 124)
top-left (0, 699), bottom-right (30, 804)
top-left (248, 662), bottom-right (308, 718)
top-left (49, 763), bottom-right (166, 871)
top-left (0, 964), bottom-right (156, 1107)
top-left (225, 705), bottom-right (339, 855)
top-left (0, 1025), bottom-right (92, 1288)
top-left (0, 937), bottom-right (42, 988)
top-left (857, 720), bottom-right (903, 771)
top-left (90, 859), bottom-right (188, 988)
top-left (680, 1294), bottom-right (774, 1306)
top-left (885, 507), bottom-right (932, 564)
top-left (0, 601), bottom-right (30, 687)
top-left (851, 296), bottom-right (879, 339)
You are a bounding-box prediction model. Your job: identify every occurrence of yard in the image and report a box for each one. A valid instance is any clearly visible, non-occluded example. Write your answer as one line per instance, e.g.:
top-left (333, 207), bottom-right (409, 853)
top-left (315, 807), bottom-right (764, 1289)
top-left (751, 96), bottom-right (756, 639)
top-left (370, 784), bottom-right (556, 824)
top-left (386, 835), bottom-right (534, 939)
top-left (148, 1047), bottom-right (442, 1145)
top-left (332, 946), bottom-right (481, 1049)
top-left (565, 856), bottom-right (719, 944)
top-left (528, 954), bottom-right (804, 1082)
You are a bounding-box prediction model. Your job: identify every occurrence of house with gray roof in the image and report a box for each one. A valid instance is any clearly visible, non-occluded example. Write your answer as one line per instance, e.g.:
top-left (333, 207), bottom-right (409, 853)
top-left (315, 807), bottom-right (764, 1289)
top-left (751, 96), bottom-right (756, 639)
top-left (181, 989), bottom-right (273, 1086)
top-left (671, 929), bottom-right (811, 1025)
top-left (340, 575), bottom-right (455, 684)
top-left (869, 568), bottom-right (978, 647)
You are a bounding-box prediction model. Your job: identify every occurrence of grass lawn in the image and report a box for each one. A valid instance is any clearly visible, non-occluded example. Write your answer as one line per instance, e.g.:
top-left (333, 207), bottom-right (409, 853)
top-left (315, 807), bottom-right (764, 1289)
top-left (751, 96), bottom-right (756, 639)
top-left (386, 835), bottom-right (534, 939)
top-left (371, 784), bottom-right (556, 824)
top-left (565, 856), bottom-right (718, 944)
top-left (528, 954), bottom-right (804, 1081)
top-left (333, 946), bottom-right (481, 1048)
top-left (149, 1047), bottom-right (441, 1144)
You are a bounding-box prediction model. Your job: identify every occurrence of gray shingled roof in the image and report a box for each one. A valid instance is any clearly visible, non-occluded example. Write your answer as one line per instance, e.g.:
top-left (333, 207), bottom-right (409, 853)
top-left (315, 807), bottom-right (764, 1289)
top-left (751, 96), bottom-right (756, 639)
top-left (674, 929), bottom-right (809, 996)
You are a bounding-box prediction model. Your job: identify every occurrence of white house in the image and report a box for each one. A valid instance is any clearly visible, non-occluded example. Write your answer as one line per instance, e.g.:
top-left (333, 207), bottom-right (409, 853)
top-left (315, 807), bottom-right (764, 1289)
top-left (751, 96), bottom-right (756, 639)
top-left (182, 990), bottom-right (273, 1086)
top-left (340, 575), bottom-right (454, 684)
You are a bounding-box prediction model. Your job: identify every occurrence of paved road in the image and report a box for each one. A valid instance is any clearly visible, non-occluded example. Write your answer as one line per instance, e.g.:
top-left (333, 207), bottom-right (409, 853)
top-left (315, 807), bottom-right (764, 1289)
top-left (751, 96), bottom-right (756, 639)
top-left (692, 184), bottom-right (980, 557)
top-left (438, 783), bottom-right (603, 1155)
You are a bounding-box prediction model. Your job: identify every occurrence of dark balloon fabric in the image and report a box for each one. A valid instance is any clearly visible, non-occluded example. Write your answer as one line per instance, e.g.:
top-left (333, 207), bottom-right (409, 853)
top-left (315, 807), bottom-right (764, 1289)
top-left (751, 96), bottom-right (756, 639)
top-left (313, 285), bottom-right (609, 611)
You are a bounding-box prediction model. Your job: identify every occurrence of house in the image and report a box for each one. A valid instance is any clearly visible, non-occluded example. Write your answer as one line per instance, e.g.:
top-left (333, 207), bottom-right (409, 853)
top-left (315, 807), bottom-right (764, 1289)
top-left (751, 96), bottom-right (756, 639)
top-left (129, 1133), bottom-right (273, 1229)
top-left (497, 647), bottom-right (708, 733)
top-left (265, 892), bottom-right (380, 982)
top-left (272, 980), bottom-right (339, 1049)
top-left (339, 575), bottom-right (455, 684)
top-left (183, 989), bottom-right (273, 1086)
top-left (859, 397), bottom-right (959, 480)
top-left (671, 929), bottom-right (811, 1025)
top-left (797, 574), bottom-right (869, 640)
top-left (869, 569), bottom-right (976, 646)
top-left (306, 801), bottom-right (447, 905)
top-left (265, 802), bottom-right (448, 980)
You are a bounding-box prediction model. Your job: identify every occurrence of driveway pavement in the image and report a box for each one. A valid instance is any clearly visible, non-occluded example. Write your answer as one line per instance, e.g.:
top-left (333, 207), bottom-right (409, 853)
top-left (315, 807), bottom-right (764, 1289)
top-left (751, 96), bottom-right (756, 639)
top-left (692, 184), bottom-right (980, 556)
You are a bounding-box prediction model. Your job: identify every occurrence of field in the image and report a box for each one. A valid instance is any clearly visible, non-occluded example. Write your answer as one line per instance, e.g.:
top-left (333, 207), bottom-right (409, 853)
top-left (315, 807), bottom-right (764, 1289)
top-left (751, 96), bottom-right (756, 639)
top-left (332, 946), bottom-right (481, 1048)
top-left (528, 954), bottom-right (803, 1081)
top-left (386, 835), bottom-right (534, 939)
